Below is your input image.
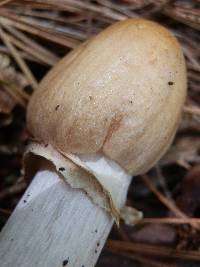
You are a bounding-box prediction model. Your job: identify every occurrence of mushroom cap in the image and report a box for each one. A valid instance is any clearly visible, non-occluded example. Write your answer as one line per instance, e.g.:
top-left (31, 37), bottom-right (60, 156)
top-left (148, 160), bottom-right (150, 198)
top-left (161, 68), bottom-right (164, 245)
top-left (27, 19), bottom-right (187, 175)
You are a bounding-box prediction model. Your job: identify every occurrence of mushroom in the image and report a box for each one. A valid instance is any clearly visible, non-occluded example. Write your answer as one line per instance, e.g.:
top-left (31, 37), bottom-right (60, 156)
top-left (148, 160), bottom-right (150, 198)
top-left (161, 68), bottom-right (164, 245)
top-left (0, 19), bottom-right (186, 267)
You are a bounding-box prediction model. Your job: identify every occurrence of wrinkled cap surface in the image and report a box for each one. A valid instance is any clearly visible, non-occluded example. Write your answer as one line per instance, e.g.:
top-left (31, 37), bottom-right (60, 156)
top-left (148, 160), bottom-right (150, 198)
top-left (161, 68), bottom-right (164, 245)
top-left (27, 19), bottom-right (187, 175)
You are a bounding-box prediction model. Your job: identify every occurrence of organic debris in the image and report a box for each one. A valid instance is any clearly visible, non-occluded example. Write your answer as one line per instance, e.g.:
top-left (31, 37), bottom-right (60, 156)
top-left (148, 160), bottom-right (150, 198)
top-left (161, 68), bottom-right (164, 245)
top-left (0, 1), bottom-right (199, 266)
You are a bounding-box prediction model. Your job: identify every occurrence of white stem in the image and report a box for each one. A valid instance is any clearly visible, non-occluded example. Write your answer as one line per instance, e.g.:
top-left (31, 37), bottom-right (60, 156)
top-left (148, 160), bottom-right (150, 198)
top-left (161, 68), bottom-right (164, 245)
top-left (0, 161), bottom-right (113, 267)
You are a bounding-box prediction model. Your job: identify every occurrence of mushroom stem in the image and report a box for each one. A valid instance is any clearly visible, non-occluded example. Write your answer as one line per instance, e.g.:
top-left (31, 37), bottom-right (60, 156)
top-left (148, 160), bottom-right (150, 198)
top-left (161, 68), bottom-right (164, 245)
top-left (0, 161), bottom-right (114, 267)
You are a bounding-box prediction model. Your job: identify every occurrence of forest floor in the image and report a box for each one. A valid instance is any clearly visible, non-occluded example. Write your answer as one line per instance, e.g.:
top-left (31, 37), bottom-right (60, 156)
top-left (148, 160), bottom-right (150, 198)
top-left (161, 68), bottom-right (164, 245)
top-left (0, 1), bottom-right (200, 266)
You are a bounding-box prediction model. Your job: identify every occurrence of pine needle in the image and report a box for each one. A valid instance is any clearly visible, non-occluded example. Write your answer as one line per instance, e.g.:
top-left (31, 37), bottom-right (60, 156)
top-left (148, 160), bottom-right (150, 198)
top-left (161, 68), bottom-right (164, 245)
top-left (107, 240), bottom-right (200, 261)
top-left (0, 26), bottom-right (38, 89)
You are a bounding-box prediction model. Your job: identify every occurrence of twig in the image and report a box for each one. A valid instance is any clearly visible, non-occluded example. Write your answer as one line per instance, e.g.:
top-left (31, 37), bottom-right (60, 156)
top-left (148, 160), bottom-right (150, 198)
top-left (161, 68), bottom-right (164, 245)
top-left (183, 47), bottom-right (200, 72)
top-left (155, 164), bottom-right (172, 200)
top-left (184, 105), bottom-right (200, 117)
top-left (0, 26), bottom-right (38, 89)
top-left (1, 22), bottom-right (59, 65)
top-left (142, 174), bottom-right (199, 229)
top-left (23, 0), bottom-right (127, 21)
top-left (163, 5), bottom-right (200, 31)
top-left (110, 250), bottom-right (177, 267)
top-left (0, 0), bottom-right (14, 6)
top-left (137, 217), bottom-right (200, 225)
top-left (0, 12), bottom-right (81, 48)
top-left (2, 83), bottom-right (27, 107)
top-left (106, 240), bottom-right (200, 261)
top-left (142, 175), bottom-right (188, 218)
top-left (6, 32), bottom-right (57, 66)
top-left (9, 13), bottom-right (88, 41)
top-left (0, 181), bottom-right (27, 200)
top-left (0, 44), bottom-right (43, 63)
top-left (6, 79), bottom-right (29, 100)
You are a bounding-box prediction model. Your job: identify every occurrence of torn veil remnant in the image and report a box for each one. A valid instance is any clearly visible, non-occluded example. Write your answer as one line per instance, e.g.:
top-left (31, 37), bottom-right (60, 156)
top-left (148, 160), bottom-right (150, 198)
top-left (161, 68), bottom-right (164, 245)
top-left (24, 142), bottom-right (132, 222)
top-left (26, 19), bottom-right (187, 222)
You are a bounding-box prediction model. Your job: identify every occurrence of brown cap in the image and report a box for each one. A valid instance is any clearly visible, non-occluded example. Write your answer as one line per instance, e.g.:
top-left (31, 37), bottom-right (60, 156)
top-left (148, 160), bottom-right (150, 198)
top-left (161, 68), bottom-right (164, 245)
top-left (27, 19), bottom-right (187, 175)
